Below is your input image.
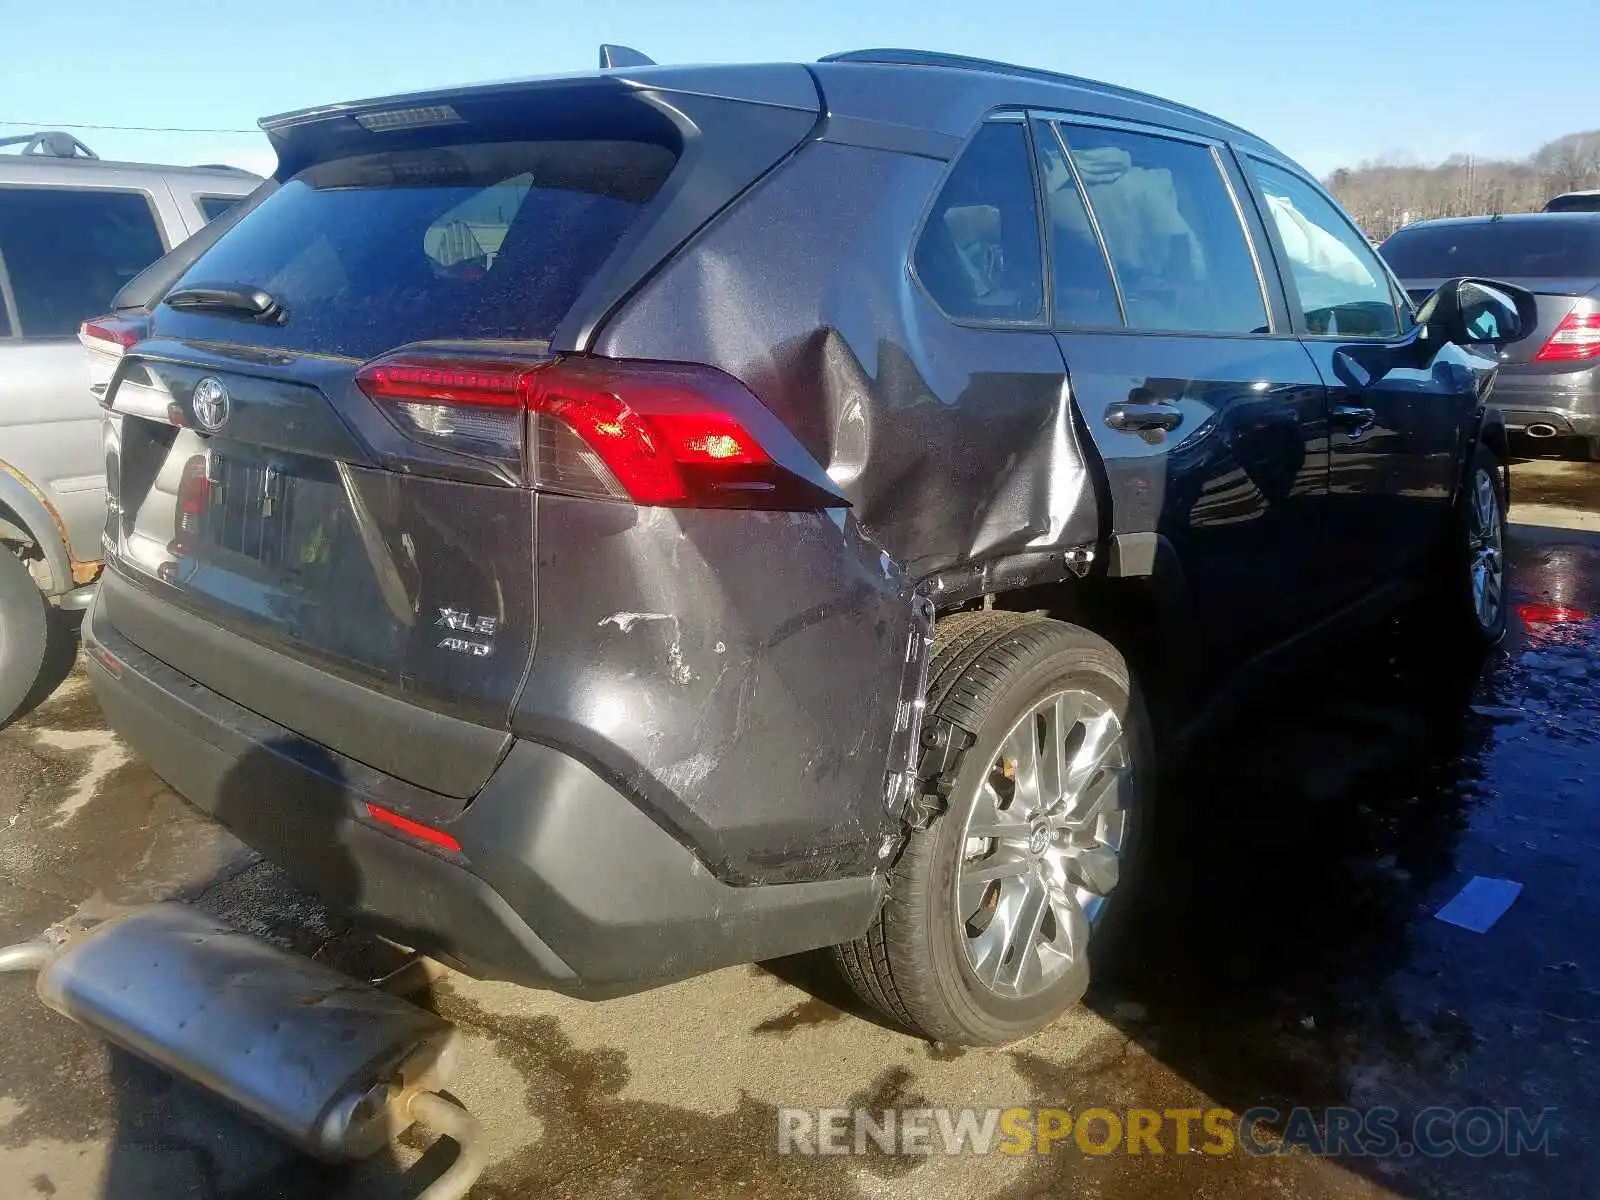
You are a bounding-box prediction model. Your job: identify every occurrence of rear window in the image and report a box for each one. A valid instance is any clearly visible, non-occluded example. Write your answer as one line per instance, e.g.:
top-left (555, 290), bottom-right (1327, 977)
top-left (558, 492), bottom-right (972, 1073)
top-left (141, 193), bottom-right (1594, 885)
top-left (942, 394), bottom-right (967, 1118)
top-left (0, 186), bottom-right (166, 336)
top-left (1381, 220), bottom-right (1600, 280)
top-left (158, 139), bottom-right (678, 358)
top-left (197, 195), bottom-right (244, 223)
top-left (1545, 193), bottom-right (1600, 213)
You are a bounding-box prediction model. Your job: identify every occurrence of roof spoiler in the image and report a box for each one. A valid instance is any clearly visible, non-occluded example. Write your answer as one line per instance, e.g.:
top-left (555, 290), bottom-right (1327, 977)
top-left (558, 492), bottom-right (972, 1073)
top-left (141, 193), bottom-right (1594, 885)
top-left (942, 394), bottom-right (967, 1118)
top-left (599, 44), bottom-right (655, 69)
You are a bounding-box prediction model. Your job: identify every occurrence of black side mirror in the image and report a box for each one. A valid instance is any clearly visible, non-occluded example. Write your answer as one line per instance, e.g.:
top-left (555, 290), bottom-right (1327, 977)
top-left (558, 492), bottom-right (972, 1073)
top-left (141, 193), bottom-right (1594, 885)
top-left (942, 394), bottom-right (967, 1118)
top-left (1416, 277), bottom-right (1538, 348)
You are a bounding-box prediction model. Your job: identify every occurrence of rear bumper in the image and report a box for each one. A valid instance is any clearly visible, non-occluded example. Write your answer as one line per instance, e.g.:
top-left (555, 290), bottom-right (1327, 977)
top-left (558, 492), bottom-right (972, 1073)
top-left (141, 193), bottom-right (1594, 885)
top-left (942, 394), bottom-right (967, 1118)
top-left (1489, 368), bottom-right (1600, 437)
top-left (83, 603), bottom-right (880, 997)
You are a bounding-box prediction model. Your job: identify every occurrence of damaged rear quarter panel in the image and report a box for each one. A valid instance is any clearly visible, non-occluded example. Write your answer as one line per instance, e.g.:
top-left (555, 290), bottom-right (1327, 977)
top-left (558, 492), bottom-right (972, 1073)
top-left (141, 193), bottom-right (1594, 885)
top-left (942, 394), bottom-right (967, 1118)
top-left (514, 493), bottom-right (913, 885)
top-left (574, 139), bottom-right (1104, 882)
top-left (595, 138), bottom-right (1101, 580)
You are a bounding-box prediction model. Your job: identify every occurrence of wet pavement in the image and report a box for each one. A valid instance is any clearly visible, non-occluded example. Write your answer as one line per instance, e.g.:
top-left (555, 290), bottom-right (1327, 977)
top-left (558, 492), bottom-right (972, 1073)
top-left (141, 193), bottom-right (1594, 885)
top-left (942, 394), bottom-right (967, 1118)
top-left (1, 466), bottom-right (1597, 1199)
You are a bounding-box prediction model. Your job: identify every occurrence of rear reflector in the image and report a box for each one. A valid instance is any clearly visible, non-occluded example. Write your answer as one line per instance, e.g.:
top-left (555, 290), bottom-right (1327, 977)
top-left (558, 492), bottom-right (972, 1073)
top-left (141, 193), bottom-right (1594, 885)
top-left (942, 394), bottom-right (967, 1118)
top-left (364, 803), bottom-right (462, 853)
top-left (1533, 308), bottom-right (1600, 362)
top-left (356, 352), bottom-right (836, 509)
top-left (90, 644), bottom-right (123, 679)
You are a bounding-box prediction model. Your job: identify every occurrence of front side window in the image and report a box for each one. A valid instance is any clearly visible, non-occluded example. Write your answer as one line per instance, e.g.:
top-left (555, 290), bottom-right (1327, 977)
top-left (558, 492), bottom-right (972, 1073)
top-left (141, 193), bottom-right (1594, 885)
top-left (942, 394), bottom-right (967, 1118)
top-left (1060, 126), bottom-right (1267, 335)
top-left (0, 187), bottom-right (165, 336)
top-left (913, 121), bottom-right (1044, 322)
top-left (1249, 159), bottom-right (1399, 338)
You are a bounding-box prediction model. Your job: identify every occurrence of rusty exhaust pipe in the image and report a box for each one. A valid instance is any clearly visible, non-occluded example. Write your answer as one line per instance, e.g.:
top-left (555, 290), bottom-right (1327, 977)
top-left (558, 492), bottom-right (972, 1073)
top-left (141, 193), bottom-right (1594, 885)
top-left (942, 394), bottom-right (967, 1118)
top-left (0, 904), bottom-right (484, 1200)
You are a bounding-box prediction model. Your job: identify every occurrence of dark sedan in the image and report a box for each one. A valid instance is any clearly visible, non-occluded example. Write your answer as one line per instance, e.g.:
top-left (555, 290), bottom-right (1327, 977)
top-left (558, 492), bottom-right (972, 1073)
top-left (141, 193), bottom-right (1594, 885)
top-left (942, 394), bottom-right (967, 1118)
top-left (1383, 213), bottom-right (1600, 460)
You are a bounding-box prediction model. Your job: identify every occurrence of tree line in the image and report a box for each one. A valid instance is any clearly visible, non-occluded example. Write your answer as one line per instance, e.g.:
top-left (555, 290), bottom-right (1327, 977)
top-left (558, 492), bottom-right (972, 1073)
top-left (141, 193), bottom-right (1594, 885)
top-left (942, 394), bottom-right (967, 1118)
top-left (1324, 131), bottom-right (1600, 241)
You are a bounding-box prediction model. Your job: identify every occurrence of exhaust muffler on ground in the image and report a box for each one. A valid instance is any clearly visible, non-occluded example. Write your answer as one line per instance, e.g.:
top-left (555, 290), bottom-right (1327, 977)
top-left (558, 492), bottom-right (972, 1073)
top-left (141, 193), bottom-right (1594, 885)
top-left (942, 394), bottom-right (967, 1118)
top-left (0, 903), bottom-right (484, 1200)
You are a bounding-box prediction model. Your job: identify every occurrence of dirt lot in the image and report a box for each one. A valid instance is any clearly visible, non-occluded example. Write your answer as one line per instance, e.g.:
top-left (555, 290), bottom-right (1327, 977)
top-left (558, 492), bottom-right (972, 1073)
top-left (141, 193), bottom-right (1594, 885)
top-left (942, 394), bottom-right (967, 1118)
top-left (2, 461), bottom-right (1598, 1200)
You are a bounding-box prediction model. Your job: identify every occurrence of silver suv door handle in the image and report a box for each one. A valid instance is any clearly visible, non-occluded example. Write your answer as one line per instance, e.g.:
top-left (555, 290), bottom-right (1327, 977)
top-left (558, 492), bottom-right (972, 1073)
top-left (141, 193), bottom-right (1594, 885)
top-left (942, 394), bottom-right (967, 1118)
top-left (1105, 401), bottom-right (1183, 433)
top-left (1331, 404), bottom-right (1376, 438)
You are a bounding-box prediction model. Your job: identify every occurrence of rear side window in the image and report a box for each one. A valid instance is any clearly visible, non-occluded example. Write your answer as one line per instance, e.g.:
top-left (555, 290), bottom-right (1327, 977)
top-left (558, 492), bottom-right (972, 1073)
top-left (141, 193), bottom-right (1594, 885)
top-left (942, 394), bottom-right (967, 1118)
top-left (914, 122), bottom-right (1044, 323)
top-left (1249, 160), bottom-right (1399, 338)
top-left (159, 139), bottom-right (678, 359)
top-left (1061, 126), bottom-right (1267, 335)
top-left (1381, 219), bottom-right (1600, 280)
top-left (1033, 123), bottom-right (1122, 328)
top-left (0, 186), bottom-right (165, 336)
top-left (197, 195), bottom-right (243, 223)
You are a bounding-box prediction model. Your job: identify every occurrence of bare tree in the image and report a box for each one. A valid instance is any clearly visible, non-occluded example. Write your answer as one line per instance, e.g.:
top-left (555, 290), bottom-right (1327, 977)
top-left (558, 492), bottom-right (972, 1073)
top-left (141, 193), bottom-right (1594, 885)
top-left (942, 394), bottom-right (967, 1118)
top-left (1325, 130), bottom-right (1600, 240)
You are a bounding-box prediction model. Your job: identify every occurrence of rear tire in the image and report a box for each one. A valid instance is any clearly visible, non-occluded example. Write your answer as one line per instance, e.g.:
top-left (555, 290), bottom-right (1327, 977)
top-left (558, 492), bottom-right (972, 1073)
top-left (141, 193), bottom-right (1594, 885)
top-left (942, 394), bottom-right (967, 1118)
top-left (834, 612), bottom-right (1154, 1046)
top-left (0, 547), bottom-right (50, 727)
top-left (1580, 437), bottom-right (1600, 464)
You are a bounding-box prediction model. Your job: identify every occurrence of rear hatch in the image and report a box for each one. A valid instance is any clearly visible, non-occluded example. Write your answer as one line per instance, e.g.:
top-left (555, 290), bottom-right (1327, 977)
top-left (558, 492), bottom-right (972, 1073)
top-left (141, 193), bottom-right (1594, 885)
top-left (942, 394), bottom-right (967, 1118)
top-left (1381, 218), bottom-right (1600, 366)
top-left (94, 72), bottom-right (821, 798)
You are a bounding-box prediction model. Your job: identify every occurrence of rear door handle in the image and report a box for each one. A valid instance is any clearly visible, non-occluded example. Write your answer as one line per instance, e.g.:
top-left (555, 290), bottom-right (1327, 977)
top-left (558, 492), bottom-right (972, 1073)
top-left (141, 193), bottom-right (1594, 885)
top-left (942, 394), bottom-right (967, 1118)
top-left (1105, 401), bottom-right (1183, 433)
top-left (1331, 404), bottom-right (1376, 438)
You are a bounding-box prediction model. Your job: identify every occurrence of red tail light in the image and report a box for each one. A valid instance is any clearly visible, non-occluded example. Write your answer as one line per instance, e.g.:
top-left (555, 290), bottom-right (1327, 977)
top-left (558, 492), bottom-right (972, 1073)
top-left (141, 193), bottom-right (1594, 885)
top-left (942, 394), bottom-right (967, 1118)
top-left (78, 314), bottom-right (150, 354)
top-left (356, 352), bottom-right (839, 510)
top-left (168, 454), bottom-right (210, 556)
top-left (1532, 308), bottom-right (1600, 362)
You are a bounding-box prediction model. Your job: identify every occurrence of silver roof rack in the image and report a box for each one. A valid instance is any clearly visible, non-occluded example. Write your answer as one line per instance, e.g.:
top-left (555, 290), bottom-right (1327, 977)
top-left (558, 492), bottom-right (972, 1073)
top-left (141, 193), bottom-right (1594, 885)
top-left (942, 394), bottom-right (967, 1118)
top-left (0, 131), bottom-right (99, 159)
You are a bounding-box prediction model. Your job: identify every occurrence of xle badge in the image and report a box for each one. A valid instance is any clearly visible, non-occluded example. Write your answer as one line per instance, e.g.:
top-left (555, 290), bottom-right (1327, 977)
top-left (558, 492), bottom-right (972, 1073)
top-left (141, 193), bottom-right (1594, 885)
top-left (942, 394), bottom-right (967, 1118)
top-left (436, 607), bottom-right (497, 657)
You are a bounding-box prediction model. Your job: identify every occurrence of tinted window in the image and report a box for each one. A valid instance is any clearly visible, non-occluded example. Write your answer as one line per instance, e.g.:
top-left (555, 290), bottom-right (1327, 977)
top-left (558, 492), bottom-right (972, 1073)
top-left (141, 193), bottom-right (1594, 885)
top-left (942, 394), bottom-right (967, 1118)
top-left (1381, 219), bottom-right (1600, 280)
top-left (1033, 123), bottom-right (1122, 328)
top-left (1545, 194), bottom-right (1600, 214)
top-left (0, 187), bottom-right (165, 336)
top-left (1061, 126), bottom-right (1266, 334)
top-left (159, 139), bottom-right (677, 358)
top-left (198, 195), bottom-right (243, 223)
top-left (1249, 160), bottom-right (1399, 337)
top-left (914, 122), bottom-right (1044, 322)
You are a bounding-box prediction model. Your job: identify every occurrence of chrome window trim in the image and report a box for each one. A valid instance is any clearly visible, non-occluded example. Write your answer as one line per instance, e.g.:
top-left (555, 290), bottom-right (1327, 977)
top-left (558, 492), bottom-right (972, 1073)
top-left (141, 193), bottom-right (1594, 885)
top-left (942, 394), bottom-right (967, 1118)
top-left (1031, 110), bottom-right (1277, 337)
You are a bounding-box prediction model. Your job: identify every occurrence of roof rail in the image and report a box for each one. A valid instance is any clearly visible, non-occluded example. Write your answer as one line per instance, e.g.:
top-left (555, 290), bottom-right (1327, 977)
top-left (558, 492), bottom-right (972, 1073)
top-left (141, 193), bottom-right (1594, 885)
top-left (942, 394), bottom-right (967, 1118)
top-left (819, 48), bottom-right (1254, 140)
top-left (0, 131), bottom-right (99, 159)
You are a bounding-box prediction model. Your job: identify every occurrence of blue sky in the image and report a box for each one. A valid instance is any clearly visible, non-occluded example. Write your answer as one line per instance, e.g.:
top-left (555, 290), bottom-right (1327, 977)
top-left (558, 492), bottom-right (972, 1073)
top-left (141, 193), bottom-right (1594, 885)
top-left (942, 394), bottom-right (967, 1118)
top-left (1, 0), bottom-right (1591, 180)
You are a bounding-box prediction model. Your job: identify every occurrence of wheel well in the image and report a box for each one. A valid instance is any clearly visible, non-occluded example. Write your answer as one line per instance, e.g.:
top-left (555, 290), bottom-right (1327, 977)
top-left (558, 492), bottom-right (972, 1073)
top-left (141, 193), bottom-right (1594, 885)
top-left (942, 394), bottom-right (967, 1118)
top-left (944, 574), bottom-right (1188, 735)
top-left (0, 499), bottom-right (40, 557)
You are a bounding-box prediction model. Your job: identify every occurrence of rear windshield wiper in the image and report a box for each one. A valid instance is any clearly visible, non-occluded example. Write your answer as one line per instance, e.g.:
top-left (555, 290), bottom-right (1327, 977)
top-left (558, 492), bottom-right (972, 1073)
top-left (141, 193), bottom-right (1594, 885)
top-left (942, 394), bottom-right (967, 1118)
top-left (164, 283), bottom-right (288, 325)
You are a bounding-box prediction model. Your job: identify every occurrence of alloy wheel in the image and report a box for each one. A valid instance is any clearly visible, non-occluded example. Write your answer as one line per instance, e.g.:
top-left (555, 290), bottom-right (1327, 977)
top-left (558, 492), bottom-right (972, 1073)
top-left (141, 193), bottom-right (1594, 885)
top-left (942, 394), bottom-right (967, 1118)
top-left (956, 688), bottom-right (1129, 1000)
top-left (1467, 467), bottom-right (1505, 632)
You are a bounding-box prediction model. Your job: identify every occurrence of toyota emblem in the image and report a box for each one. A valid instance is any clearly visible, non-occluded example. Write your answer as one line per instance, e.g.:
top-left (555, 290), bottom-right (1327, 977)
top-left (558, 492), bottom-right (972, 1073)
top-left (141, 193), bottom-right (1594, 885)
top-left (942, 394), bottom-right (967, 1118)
top-left (191, 377), bottom-right (231, 433)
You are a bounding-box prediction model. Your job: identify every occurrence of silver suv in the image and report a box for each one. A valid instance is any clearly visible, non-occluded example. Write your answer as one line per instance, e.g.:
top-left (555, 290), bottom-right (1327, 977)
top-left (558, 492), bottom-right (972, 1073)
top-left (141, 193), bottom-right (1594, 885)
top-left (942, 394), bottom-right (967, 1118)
top-left (0, 132), bottom-right (258, 721)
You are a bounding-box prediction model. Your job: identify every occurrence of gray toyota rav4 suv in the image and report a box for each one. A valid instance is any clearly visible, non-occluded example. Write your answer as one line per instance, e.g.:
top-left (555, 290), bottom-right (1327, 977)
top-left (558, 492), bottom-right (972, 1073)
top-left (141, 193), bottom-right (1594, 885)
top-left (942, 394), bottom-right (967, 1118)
top-left (83, 49), bottom-right (1531, 1045)
top-left (0, 133), bottom-right (256, 721)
